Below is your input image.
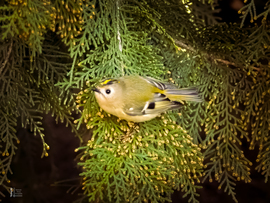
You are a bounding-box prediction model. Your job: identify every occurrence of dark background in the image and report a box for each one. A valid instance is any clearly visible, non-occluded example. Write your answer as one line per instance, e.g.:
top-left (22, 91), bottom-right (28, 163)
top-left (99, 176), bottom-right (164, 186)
top-left (1, 0), bottom-right (270, 203)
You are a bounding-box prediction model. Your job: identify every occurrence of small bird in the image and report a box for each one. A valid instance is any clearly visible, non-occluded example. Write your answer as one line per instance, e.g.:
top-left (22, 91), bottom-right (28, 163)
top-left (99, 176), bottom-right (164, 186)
top-left (93, 75), bottom-right (202, 122)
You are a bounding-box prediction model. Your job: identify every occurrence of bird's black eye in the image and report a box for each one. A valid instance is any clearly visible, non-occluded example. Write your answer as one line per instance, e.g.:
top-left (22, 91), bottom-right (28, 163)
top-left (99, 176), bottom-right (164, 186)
top-left (105, 89), bottom-right (111, 94)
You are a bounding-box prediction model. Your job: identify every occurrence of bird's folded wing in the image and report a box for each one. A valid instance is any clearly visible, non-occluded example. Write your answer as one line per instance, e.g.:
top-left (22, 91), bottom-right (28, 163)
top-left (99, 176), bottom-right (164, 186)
top-left (143, 76), bottom-right (177, 90)
top-left (124, 93), bottom-right (182, 116)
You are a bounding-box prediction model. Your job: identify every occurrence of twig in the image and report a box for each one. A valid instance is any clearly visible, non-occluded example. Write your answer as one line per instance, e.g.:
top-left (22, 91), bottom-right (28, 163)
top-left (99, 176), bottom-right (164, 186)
top-left (174, 39), bottom-right (231, 64)
top-left (0, 41), bottom-right (13, 76)
top-left (215, 58), bottom-right (236, 66)
top-left (174, 39), bottom-right (261, 72)
top-left (116, 0), bottom-right (122, 53)
top-left (249, 66), bottom-right (261, 71)
top-left (116, 0), bottom-right (125, 76)
top-left (174, 39), bottom-right (195, 52)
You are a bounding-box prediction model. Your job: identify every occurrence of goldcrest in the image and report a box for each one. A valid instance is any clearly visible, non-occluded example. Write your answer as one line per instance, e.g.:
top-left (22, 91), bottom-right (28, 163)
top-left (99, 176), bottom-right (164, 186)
top-left (93, 75), bottom-right (202, 122)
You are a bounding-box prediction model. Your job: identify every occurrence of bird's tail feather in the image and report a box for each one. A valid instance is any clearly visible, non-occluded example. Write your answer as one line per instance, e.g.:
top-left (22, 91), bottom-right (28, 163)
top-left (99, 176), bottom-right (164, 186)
top-left (165, 87), bottom-right (202, 102)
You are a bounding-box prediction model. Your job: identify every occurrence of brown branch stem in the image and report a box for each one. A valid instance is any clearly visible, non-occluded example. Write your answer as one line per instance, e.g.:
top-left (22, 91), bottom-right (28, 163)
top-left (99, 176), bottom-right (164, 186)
top-left (0, 41), bottom-right (13, 76)
top-left (174, 39), bottom-right (261, 72)
top-left (174, 39), bottom-right (195, 52)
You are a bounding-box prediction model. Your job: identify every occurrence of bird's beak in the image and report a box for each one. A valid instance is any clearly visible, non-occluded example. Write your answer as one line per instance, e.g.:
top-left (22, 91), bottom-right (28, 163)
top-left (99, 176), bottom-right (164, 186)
top-left (92, 87), bottom-right (101, 93)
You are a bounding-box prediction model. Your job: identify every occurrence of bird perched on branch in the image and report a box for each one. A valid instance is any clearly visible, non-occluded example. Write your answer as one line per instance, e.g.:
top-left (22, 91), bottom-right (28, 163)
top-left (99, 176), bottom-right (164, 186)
top-left (93, 75), bottom-right (202, 122)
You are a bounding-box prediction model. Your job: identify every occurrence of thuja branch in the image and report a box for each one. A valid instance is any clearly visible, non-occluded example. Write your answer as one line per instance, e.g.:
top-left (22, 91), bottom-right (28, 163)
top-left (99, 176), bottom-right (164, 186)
top-left (174, 39), bottom-right (260, 71)
top-left (174, 39), bottom-right (195, 52)
top-left (0, 41), bottom-right (13, 75)
top-left (174, 39), bottom-right (235, 66)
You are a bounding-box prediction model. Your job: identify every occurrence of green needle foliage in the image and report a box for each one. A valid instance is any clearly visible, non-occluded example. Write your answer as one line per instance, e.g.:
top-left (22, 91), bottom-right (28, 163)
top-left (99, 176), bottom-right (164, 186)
top-left (75, 86), bottom-right (203, 202)
top-left (0, 0), bottom-right (270, 202)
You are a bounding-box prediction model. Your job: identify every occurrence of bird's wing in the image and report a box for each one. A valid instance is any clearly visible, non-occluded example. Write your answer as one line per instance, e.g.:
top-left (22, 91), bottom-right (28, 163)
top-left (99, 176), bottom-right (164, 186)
top-left (124, 93), bottom-right (182, 117)
top-left (143, 76), bottom-right (202, 102)
top-left (143, 77), bottom-right (167, 90)
top-left (142, 76), bottom-right (177, 90)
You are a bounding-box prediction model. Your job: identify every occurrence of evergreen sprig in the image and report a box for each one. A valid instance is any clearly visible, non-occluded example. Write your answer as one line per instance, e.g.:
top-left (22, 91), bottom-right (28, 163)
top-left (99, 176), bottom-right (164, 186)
top-left (75, 96), bottom-right (203, 202)
top-left (239, 0), bottom-right (270, 27)
top-left (191, 0), bottom-right (220, 26)
top-left (0, 34), bottom-right (76, 195)
top-left (0, 0), bottom-right (53, 55)
top-left (1, 0), bottom-right (270, 202)
top-left (67, 1), bottom-right (205, 202)
top-left (57, 0), bottom-right (270, 202)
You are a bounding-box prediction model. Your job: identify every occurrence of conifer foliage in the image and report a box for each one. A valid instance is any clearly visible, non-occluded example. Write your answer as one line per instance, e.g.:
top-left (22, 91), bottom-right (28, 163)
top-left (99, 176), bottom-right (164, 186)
top-left (0, 0), bottom-right (270, 202)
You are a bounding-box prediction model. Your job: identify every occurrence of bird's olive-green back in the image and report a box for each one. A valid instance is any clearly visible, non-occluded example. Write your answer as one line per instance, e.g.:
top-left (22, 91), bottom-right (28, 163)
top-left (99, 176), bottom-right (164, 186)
top-left (120, 75), bottom-right (163, 107)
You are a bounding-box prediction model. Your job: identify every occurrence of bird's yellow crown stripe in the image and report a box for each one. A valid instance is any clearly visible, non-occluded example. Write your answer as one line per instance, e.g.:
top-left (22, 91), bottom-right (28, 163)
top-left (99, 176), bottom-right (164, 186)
top-left (101, 79), bottom-right (112, 85)
top-left (100, 79), bottom-right (120, 86)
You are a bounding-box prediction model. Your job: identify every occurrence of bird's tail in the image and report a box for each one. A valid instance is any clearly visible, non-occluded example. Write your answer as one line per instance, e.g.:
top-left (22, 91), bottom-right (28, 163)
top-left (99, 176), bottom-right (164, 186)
top-left (165, 87), bottom-right (202, 102)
